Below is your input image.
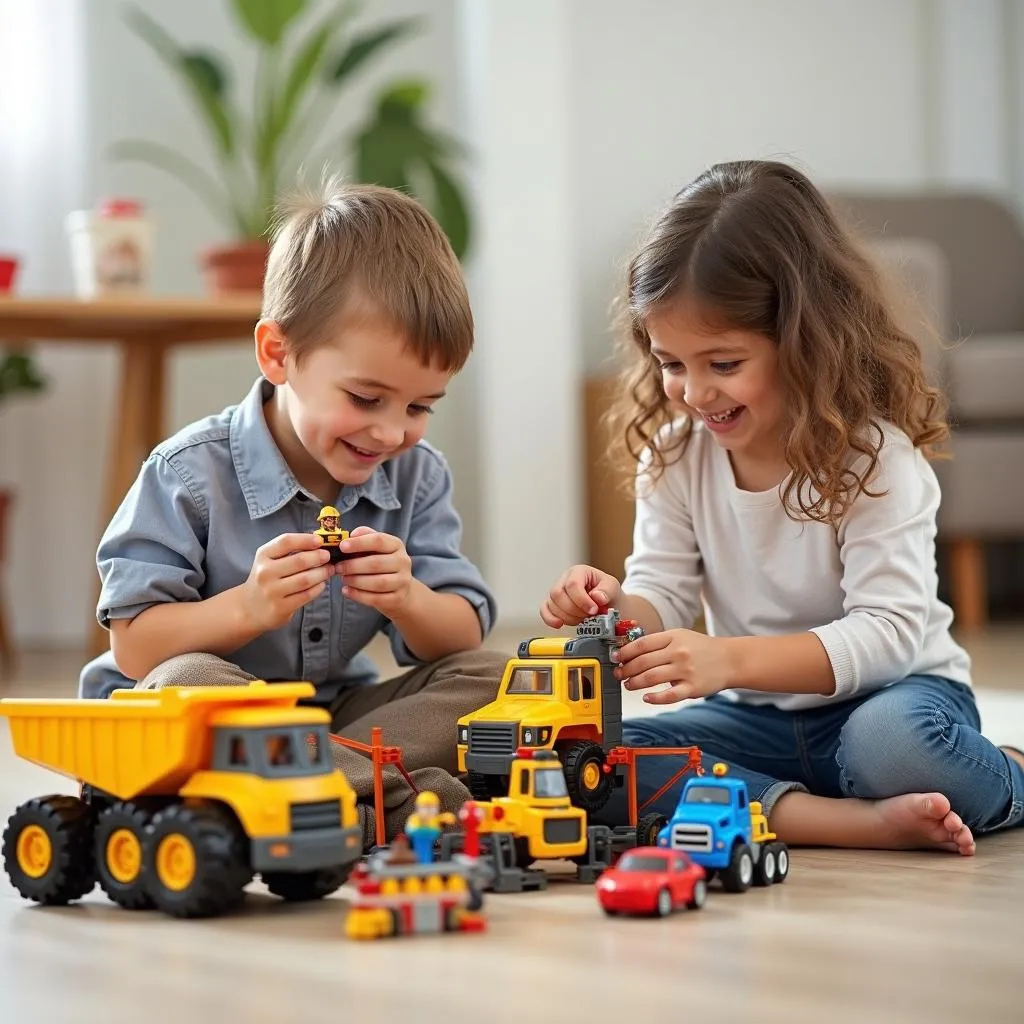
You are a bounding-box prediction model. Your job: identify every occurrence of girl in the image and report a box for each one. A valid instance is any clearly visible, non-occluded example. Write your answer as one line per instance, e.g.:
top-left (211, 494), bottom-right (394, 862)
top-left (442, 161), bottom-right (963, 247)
top-left (543, 160), bottom-right (1023, 854)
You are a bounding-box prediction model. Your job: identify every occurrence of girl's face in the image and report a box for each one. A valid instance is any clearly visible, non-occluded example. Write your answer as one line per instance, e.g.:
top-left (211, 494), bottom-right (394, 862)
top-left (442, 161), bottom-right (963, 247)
top-left (646, 297), bottom-right (788, 472)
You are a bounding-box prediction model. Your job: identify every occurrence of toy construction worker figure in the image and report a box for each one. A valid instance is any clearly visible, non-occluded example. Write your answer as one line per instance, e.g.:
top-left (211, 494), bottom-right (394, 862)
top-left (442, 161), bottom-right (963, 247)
top-left (314, 505), bottom-right (350, 563)
top-left (404, 791), bottom-right (456, 865)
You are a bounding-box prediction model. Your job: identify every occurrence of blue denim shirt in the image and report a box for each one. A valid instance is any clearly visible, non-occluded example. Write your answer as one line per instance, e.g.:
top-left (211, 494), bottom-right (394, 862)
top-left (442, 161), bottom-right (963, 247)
top-left (78, 376), bottom-right (496, 702)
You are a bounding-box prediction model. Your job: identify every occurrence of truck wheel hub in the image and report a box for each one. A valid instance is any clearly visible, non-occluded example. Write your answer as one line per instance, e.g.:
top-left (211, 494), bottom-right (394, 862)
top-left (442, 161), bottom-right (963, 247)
top-left (157, 834), bottom-right (197, 891)
top-left (16, 825), bottom-right (52, 878)
top-left (107, 828), bottom-right (143, 883)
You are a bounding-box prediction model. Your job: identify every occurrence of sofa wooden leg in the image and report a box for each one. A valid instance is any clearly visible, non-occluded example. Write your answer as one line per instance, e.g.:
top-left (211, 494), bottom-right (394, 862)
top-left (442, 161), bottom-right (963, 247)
top-left (948, 538), bottom-right (987, 632)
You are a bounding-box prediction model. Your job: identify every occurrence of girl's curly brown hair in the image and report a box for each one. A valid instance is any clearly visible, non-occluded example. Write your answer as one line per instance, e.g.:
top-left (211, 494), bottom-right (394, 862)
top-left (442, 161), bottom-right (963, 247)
top-left (605, 159), bottom-right (950, 525)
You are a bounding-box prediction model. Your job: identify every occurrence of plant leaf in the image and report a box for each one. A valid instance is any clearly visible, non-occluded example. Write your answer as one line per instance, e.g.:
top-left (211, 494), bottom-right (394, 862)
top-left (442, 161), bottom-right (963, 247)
top-left (231, 0), bottom-right (307, 45)
top-left (123, 6), bottom-right (235, 157)
top-left (274, 2), bottom-right (354, 151)
top-left (0, 352), bottom-right (47, 402)
top-left (352, 82), bottom-right (473, 259)
top-left (422, 159), bottom-right (471, 260)
top-left (329, 18), bottom-right (420, 84)
top-left (378, 78), bottom-right (429, 114)
top-left (109, 139), bottom-right (245, 234)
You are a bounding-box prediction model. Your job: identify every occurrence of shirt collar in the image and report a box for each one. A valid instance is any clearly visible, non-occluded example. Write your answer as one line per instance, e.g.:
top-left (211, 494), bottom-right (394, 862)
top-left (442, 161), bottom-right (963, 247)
top-left (230, 377), bottom-right (401, 520)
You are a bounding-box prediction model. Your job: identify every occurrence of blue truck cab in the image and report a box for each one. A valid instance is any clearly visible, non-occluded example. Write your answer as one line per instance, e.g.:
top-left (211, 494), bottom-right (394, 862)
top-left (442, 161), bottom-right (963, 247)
top-left (657, 763), bottom-right (790, 892)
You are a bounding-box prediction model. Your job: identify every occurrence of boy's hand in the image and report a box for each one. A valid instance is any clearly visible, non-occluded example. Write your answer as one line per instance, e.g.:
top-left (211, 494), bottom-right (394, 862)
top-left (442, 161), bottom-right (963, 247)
top-left (540, 565), bottom-right (622, 628)
top-left (614, 629), bottom-right (736, 704)
top-left (240, 533), bottom-right (331, 633)
top-left (336, 527), bottom-right (413, 616)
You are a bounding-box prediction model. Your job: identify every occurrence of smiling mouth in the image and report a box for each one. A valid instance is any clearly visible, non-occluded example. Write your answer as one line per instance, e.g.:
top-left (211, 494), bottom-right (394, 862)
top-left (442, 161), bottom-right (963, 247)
top-left (703, 407), bottom-right (743, 424)
top-left (342, 440), bottom-right (383, 458)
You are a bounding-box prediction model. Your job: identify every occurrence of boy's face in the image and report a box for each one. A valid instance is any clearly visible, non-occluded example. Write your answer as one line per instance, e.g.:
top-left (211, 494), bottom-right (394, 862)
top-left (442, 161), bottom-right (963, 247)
top-left (260, 314), bottom-right (452, 492)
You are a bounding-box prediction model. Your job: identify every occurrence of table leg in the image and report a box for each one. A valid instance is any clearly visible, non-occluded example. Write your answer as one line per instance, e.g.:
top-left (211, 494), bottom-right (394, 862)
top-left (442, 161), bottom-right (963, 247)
top-left (89, 338), bottom-right (167, 659)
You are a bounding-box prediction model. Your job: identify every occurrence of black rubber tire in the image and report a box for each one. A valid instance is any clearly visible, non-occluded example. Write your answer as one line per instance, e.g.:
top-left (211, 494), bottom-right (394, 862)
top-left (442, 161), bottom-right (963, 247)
top-left (720, 842), bottom-right (754, 893)
top-left (635, 812), bottom-right (667, 848)
top-left (263, 862), bottom-right (354, 901)
top-left (753, 844), bottom-right (777, 887)
top-left (467, 771), bottom-right (508, 800)
top-left (557, 741), bottom-right (612, 814)
top-left (94, 801), bottom-right (157, 910)
top-left (773, 842), bottom-right (790, 883)
top-left (2, 796), bottom-right (96, 905)
top-left (513, 837), bottom-right (533, 869)
top-left (687, 877), bottom-right (708, 910)
top-left (655, 887), bottom-right (673, 917)
top-left (144, 803), bottom-right (252, 919)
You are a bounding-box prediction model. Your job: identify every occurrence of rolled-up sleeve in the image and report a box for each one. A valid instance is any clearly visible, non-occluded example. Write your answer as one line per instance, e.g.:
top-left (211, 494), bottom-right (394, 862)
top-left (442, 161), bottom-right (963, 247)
top-left (96, 454), bottom-right (208, 627)
top-left (385, 452), bottom-right (496, 664)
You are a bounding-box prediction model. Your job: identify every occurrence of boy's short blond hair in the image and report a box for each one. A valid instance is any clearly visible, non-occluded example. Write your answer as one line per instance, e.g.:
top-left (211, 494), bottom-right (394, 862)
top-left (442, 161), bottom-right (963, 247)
top-left (262, 175), bottom-right (473, 372)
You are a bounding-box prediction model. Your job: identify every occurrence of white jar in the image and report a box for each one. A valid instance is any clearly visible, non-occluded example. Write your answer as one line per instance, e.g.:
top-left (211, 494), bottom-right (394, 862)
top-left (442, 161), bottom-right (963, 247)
top-left (66, 199), bottom-right (154, 298)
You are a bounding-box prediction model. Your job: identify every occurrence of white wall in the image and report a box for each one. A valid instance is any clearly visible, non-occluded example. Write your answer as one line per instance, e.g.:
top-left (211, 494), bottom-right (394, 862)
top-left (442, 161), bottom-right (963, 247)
top-left (570, 0), bottom-right (948, 365)
top-left (4, 0), bottom-right (1023, 646)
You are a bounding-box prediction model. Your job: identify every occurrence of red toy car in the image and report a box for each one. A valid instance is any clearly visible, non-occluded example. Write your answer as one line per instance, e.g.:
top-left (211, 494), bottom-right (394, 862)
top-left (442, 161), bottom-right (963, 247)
top-left (595, 846), bottom-right (707, 917)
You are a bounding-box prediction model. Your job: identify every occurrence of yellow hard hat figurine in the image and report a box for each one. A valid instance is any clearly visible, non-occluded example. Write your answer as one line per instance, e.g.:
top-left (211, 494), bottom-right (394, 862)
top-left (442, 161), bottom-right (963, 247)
top-left (404, 791), bottom-right (456, 865)
top-left (314, 505), bottom-right (350, 563)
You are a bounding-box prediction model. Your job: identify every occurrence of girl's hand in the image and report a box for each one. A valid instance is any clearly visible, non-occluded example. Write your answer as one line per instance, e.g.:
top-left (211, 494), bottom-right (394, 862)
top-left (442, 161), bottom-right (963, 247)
top-left (336, 526), bottom-right (413, 616)
top-left (614, 629), bottom-right (736, 704)
top-left (240, 533), bottom-right (332, 632)
top-left (541, 565), bottom-right (622, 628)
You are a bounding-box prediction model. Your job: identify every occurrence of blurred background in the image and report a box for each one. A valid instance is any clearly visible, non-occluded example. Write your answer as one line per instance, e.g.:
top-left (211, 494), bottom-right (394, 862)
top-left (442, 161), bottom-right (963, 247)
top-left (1, 0), bottom-right (1023, 661)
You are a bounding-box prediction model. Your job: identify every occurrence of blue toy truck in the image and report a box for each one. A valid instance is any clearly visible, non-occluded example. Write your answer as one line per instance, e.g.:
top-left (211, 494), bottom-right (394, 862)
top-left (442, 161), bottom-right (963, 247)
top-left (657, 763), bottom-right (790, 892)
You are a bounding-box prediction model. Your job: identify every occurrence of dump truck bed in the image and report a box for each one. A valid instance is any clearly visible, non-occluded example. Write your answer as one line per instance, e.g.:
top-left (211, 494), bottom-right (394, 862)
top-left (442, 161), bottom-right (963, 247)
top-left (0, 682), bottom-right (320, 800)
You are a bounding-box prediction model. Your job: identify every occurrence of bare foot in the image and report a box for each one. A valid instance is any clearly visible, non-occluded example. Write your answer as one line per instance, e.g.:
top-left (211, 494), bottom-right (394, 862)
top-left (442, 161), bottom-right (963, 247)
top-left (873, 793), bottom-right (975, 856)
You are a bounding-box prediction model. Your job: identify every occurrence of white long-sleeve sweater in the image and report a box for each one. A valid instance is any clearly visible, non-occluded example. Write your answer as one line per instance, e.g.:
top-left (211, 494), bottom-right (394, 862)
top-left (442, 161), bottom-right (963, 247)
top-left (621, 420), bottom-right (972, 710)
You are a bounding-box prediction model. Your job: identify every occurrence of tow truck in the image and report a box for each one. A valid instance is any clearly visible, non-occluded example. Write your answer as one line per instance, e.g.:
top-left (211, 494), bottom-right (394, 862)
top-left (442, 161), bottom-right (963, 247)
top-left (457, 609), bottom-right (647, 812)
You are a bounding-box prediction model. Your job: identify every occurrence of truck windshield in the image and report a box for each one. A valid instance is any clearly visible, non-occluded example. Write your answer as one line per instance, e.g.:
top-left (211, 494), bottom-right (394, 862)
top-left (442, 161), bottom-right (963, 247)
top-left (533, 768), bottom-right (569, 798)
top-left (683, 786), bottom-right (731, 805)
top-left (505, 668), bottom-right (553, 695)
top-left (617, 853), bottom-right (670, 873)
top-left (214, 725), bottom-right (333, 778)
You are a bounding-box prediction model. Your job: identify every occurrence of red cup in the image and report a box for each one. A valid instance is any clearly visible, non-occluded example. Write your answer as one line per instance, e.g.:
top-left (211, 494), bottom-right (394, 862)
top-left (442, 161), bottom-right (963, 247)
top-left (0, 255), bottom-right (19, 293)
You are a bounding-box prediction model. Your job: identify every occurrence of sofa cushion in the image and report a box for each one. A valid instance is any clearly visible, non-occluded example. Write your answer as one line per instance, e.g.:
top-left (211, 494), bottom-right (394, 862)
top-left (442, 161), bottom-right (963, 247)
top-left (933, 432), bottom-right (1024, 535)
top-left (947, 334), bottom-right (1024, 419)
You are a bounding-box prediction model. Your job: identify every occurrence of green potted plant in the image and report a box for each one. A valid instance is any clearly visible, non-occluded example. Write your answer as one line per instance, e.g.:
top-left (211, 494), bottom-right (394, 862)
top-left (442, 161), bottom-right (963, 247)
top-left (113, 0), bottom-right (472, 292)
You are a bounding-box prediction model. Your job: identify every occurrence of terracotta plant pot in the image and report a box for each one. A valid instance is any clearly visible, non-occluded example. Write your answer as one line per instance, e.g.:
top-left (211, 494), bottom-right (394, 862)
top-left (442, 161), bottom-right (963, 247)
top-left (199, 240), bottom-right (270, 294)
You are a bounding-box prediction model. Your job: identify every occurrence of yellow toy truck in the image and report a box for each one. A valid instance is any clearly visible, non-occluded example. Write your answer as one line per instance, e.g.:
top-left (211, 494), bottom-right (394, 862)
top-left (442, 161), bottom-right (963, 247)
top-left (440, 747), bottom-right (673, 892)
top-left (457, 609), bottom-right (643, 812)
top-left (0, 682), bottom-right (362, 919)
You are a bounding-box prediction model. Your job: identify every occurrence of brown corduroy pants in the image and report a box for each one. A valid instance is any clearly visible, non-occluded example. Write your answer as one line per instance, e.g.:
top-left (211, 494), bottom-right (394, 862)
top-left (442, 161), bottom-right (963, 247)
top-left (137, 648), bottom-right (507, 850)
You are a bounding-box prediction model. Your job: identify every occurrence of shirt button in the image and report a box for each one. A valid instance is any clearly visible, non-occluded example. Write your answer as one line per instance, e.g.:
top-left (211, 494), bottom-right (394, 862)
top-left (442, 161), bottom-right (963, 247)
top-left (308, 628), bottom-right (323, 642)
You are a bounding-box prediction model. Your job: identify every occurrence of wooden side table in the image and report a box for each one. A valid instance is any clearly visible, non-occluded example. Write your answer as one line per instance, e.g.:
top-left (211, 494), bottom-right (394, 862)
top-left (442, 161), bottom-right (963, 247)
top-left (0, 294), bottom-right (263, 657)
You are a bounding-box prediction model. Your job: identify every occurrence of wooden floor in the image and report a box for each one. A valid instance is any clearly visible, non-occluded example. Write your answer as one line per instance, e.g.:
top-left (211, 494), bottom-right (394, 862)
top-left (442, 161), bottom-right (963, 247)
top-left (1, 626), bottom-right (1022, 1023)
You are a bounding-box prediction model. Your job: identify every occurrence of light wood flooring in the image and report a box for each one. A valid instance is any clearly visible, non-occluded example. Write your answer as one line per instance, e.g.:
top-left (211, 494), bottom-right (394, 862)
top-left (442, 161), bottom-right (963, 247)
top-left (1, 624), bottom-right (1021, 1023)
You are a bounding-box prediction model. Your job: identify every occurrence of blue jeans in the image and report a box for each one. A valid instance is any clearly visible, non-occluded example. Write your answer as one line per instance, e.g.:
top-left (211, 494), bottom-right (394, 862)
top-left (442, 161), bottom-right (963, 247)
top-left (604, 675), bottom-right (1023, 836)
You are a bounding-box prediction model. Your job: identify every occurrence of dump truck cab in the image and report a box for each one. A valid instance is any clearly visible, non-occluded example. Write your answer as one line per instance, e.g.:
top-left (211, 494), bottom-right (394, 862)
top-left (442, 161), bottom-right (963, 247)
top-left (180, 701), bottom-right (359, 874)
top-left (457, 610), bottom-right (642, 813)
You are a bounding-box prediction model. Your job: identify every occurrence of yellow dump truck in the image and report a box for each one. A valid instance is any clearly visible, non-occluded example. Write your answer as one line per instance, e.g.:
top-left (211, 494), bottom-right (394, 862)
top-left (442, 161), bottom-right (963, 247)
top-left (0, 682), bottom-right (362, 919)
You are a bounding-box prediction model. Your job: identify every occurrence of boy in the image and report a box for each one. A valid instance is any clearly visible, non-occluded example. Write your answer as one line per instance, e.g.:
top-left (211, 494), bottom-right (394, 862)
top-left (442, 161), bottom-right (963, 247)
top-left (78, 179), bottom-right (506, 847)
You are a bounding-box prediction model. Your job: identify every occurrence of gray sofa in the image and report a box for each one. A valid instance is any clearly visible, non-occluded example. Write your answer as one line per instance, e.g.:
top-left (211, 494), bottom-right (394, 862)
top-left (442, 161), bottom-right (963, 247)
top-left (830, 191), bottom-right (1024, 631)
